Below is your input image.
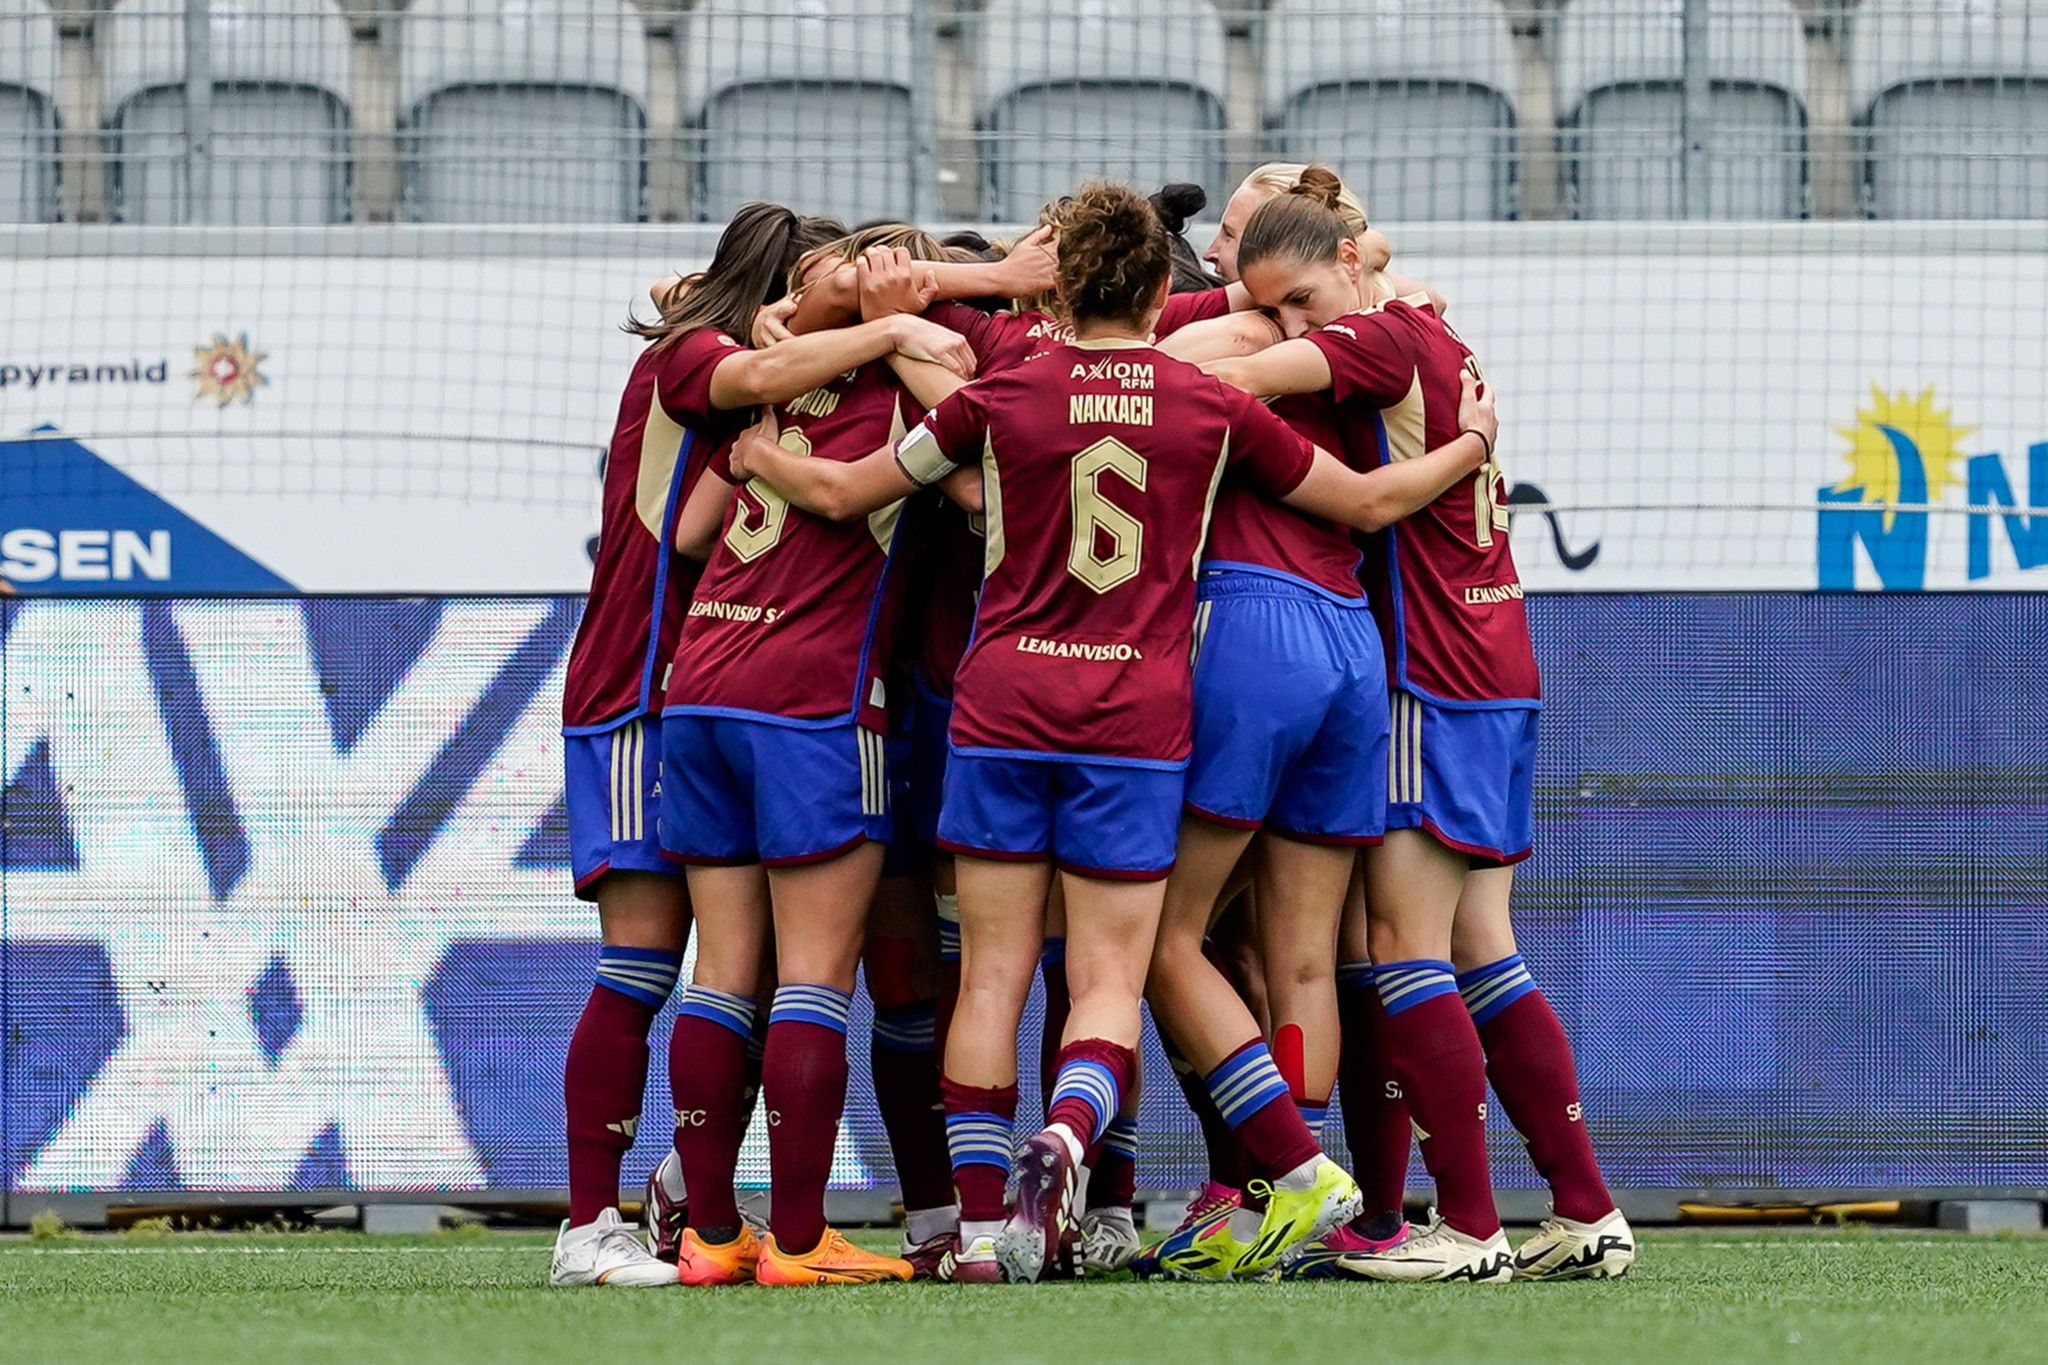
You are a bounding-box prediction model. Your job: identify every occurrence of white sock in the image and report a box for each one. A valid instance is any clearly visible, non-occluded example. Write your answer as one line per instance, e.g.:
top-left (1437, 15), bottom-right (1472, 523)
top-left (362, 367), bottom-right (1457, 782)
top-left (905, 1204), bottom-right (959, 1245)
top-left (1047, 1122), bottom-right (1086, 1166)
top-left (657, 1150), bottom-right (688, 1199)
top-left (961, 1218), bottom-right (1004, 1249)
top-left (1274, 1156), bottom-right (1324, 1194)
top-left (1227, 1206), bottom-right (1264, 1241)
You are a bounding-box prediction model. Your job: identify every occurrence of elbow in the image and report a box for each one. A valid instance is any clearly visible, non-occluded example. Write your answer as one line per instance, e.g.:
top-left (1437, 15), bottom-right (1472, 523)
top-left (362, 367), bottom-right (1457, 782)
top-left (675, 528), bottom-right (717, 561)
top-left (813, 485), bottom-right (863, 523)
top-left (1350, 495), bottom-right (1397, 535)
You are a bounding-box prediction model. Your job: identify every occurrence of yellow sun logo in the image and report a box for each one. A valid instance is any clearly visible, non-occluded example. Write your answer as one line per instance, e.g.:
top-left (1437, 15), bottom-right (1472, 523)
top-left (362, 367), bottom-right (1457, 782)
top-left (191, 332), bottom-right (269, 407)
top-left (1831, 385), bottom-right (1973, 529)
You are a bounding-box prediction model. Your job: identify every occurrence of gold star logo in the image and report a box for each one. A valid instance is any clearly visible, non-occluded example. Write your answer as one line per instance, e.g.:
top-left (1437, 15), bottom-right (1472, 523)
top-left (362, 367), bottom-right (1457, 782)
top-left (191, 332), bottom-right (269, 407)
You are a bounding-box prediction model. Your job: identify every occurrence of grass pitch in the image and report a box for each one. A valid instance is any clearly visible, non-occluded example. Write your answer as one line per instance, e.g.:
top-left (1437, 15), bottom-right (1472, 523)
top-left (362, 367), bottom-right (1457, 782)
top-left (5, 1226), bottom-right (2046, 1364)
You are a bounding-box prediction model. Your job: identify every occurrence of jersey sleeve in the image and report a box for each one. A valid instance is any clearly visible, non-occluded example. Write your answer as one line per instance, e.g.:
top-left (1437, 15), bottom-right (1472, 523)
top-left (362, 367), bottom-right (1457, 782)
top-left (1302, 310), bottom-right (1416, 407)
top-left (923, 302), bottom-right (1017, 371)
top-left (1154, 287), bottom-right (1231, 339)
top-left (1225, 390), bottom-right (1315, 498)
top-left (895, 384), bottom-right (985, 486)
top-left (653, 327), bottom-right (744, 425)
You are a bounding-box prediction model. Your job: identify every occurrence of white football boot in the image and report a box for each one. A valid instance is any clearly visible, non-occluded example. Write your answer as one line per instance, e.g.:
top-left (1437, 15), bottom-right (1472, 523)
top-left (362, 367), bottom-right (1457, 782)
top-left (641, 1150), bottom-right (687, 1262)
top-left (1337, 1215), bottom-right (1514, 1283)
top-left (1513, 1209), bottom-right (1637, 1281)
top-left (550, 1207), bottom-right (677, 1287)
top-left (1079, 1205), bottom-right (1142, 1275)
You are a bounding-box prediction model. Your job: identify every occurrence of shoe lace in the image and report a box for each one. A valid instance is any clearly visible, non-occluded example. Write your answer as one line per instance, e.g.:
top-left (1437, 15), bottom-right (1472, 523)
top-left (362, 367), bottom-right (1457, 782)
top-left (598, 1220), bottom-right (654, 1262)
top-left (1175, 1185), bottom-right (1238, 1232)
top-left (1243, 1178), bottom-right (1277, 1205)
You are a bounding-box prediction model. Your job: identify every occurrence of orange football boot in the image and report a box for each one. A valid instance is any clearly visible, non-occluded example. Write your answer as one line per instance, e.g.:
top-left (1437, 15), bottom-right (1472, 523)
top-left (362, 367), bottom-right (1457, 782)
top-left (675, 1224), bottom-right (761, 1286)
top-left (755, 1228), bottom-right (914, 1286)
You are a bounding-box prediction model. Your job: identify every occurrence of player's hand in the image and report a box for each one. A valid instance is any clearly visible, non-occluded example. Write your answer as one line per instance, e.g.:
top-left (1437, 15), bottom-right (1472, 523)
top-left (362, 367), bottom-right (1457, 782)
top-left (993, 225), bottom-right (1058, 297)
top-left (730, 413), bottom-right (779, 480)
top-left (649, 273), bottom-right (686, 312)
top-left (752, 294), bottom-right (800, 348)
top-left (858, 246), bottom-right (937, 320)
top-left (891, 315), bottom-right (977, 380)
top-left (1457, 370), bottom-right (1497, 454)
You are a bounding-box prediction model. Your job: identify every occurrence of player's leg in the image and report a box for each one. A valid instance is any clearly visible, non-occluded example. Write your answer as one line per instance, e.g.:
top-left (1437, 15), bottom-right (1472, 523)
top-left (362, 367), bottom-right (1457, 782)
top-left (1335, 864), bottom-right (1412, 1234)
top-left (864, 870), bottom-right (956, 1276)
top-left (1451, 867), bottom-right (1633, 1280)
top-left (1037, 880), bottom-right (1070, 1110)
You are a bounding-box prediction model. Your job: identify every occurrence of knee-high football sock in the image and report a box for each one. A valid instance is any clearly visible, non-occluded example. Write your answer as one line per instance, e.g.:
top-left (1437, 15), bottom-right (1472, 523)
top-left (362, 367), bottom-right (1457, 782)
top-left (565, 946), bottom-right (679, 1226)
top-left (1204, 1039), bottom-right (1321, 1182)
top-left (1163, 1034), bottom-right (1247, 1191)
top-left (763, 983), bottom-right (854, 1255)
top-left (1375, 960), bottom-right (1499, 1238)
top-left (942, 1077), bottom-right (1019, 1224)
top-left (1337, 960), bottom-right (1411, 1215)
top-left (1037, 938), bottom-right (1070, 1106)
top-left (1460, 955), bottom-right (1614, 1223)
top-left (1086, 1115), bottom-right (1140, 1211)
top-left (669, 983), bottom-right (757, 1237)
top-left (1044, 1038), bottom-right (1138, 1157)
top-left (871, 1001), bottom-right (956, 1215)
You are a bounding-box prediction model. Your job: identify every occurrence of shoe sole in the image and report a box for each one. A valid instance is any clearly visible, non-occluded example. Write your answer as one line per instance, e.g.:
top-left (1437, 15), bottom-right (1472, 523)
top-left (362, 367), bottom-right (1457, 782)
top-left (1515, 1249), bottom-right (1636, 1282)
top-left (1341, 1253), bottom-right (1516, 1283)
top-left (996, 1136), bottom-right (1075, 1285)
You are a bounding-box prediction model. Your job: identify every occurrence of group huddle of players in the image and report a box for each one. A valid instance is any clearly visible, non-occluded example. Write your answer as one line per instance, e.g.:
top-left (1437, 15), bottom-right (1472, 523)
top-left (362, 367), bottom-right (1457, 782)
top-left (547, 162), bottom-right (1637, 1289)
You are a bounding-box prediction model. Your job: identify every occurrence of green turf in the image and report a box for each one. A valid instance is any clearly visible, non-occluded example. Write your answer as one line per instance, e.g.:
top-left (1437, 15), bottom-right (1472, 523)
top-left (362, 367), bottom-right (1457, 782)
top-left (4, 1226), bottom-right (2046, 1364)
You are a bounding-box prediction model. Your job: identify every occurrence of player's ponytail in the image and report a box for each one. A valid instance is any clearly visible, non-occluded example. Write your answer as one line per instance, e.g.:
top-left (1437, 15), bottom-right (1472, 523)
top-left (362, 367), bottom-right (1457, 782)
top-left (1236, 163), bottom-right (1367, 277)
top-left (626, 201), bottom-right (811, 349)
top-left (1056, 181), bottom-right (1171, 329)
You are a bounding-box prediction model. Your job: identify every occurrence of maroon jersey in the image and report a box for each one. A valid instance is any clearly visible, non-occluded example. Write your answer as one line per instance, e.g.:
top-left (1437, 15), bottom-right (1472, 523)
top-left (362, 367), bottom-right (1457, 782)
top-left (1307, 298), bottom-right (1539, 705)
top-left (925, 289), bottom-right (1228, 376)
top-left (562, 327), bottom-right (748, 732)
top-left (894, 341), bottom-right (1313, 765)
top-left (663, 362), bottom-right (921, 731)
top-left (1198, 392), bottom-right (1364, 601)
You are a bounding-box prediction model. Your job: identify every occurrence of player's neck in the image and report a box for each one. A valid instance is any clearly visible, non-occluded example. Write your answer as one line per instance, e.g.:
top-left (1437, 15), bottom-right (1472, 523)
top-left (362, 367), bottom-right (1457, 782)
top-left (1070, 318), bottom-right (1150, 345)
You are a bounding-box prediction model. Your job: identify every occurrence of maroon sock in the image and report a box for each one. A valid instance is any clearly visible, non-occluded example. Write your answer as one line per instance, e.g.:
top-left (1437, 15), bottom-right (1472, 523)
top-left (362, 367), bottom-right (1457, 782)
top-left (1085, 1114), bottom-right (1139, 1210)
top-left (1037, 945), bottom-right (1070, 1108)
top-left (942, 1076), bottom-right (1019, 1223)
top-left (564, 985), bottom-right (655, 1226)
top-left (1044, 1038), bottom-right (1137, 1155)
top-left (762, 985), bottom-right (854, 1255)
top-left (669, 987), bottom-right (756, 1235)
top-left (1206, 1039), bottom-right (1321, 1180)
top-left (1337, 964), bottom-right (1411, 1215)
top-left (871, 1003), bottom-right (955, 1214)
top-left (1479, 990), bottom-right (1614, 1223)
top-left (1164, 1037), bottom-right (1247, 1189)
top-left (1384, 993), bottom-right (1500, 1238)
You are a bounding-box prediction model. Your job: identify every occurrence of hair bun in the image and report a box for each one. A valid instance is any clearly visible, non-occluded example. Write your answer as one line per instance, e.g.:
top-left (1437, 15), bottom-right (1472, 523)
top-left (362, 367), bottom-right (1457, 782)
top-left (1149, 182), bottom-right (1207, 234)
top-left (1287, 164), bottom-right (1346, 212)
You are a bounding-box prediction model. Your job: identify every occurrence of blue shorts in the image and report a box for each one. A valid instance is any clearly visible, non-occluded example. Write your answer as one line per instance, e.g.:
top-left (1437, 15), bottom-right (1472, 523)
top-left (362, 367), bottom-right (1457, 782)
top-left (1183, 572), bottom-right (1389, 845)
top-left (564, 716), bottom-right (672, 901)
top-left (937, 748), bottom-right (1184, 881)
top-left (1386, 691), bottom-right (1538, 865)
top-left (658, 712), bottom-right (891, 867)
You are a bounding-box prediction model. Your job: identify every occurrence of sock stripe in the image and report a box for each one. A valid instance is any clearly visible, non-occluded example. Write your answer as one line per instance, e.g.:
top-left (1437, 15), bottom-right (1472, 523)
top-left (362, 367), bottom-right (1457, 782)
top-left (945, 1113), bottom-right (1014, 1170)
top-left (937, 921), bottom-right (962, 962)
top-left (1374, 959), bottom-right (1459, 1016)
top-left (1335, 961), bottom-right (1376, 990)
top-left (1458, 954), bottom-right (1537, 1026)
top-left (872, 1004), bottom-right (938, 1052)
top-left (1049, 1058), bottom-right (1120, 1131)
top-left (594, 946), bottom-right (681, 1007)
top-left (1100, 1116), bottom-right (1139, 1159)
top-left (769, 983), bottom-right (854, 1034)
top-left (1206, 1044), bottom-right (1290, 1127)
top-left (677, 983), bottom-right (756, 1037)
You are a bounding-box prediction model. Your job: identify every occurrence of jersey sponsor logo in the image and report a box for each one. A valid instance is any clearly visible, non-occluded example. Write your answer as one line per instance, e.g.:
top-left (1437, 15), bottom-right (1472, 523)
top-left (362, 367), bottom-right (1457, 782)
top-left (1816, 383), bottom-right (2048, 590)
top-left (1068, 394), bottom-right (1153, 426)
top-left (686, 597), bottom-right (782, 624)
top-left (1462, 581), bottom-right (1526, 605)
top-left (1015, 635), bottom-right (1143, 662)
top-left (1067, 357), bottom-right (1154, 389)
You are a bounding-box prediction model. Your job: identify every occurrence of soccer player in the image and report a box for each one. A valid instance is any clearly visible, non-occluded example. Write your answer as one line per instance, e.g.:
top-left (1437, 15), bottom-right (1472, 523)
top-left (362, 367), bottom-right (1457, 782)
top-left (730, 181), bottom-right (1496, 1283)
top-left (550, 202), bottom-right (845, 1289)
top-left (1209, 167), bottom-right (1630, 1282)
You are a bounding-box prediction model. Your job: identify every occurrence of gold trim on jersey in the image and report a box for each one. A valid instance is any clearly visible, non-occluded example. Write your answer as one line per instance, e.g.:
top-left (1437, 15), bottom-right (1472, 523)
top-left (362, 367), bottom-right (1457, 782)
top-left (1068, 337), bottom-right (1154, 351)
top-left (981, 433), bottom-right (1006, 577)
top-left (1389, 692), bottom-right (1425, 806)
top-left (634, 395), bottom-right (689, 540)
top-left (866, 397), bottom-right (911, 553)
top-left (1191, 430), bottom-right (1230, 573)
top-left (1384, 372), bottom-right (1427, 464)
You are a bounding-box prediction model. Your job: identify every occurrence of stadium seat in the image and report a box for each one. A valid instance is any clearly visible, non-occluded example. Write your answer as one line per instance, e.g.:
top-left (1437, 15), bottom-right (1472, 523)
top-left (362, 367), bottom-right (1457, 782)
top-left (681, 0), bottom-right (917, 224)
top-left (1556, 0), bottom-right (1809, 219)
top-left (0, 0), bottom-right (60, 223)
top-left (99, 0), bottom-right (353, 225)
top-left (1262, 0), bottom-right (1518, 222)
top-left (1851, 0), bottom-right (2048, 219)
top-left (975, 0), bottom-right (1231, 222)
top-left (400, 0), bottom-right (649, 224)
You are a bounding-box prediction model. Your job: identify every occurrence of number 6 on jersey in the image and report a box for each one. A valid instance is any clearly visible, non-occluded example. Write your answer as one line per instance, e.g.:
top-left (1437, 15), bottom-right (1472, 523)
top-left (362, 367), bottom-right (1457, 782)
top-left (1068, 436), bottom-right (1147, 593)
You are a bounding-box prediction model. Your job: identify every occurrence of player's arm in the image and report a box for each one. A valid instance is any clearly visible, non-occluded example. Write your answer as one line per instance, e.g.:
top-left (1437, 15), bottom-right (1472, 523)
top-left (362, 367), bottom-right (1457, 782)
top-left (1385, 273), bottom-right (1449, 316)
top-left (707, 314), bottom-right (973, 410)
top-left (789, 229), bottom-right (1058, 333)
top-left (728, 420), bottom-right (919, 523)
top-left (672, 460), bottom-right (737, 559)
top-left (1202, 337), bottom-right (1335, 398)
top-left (1155, 311), bottom-right (1283, 364)
top-left (1280, 373), bottom-right (1497, 533)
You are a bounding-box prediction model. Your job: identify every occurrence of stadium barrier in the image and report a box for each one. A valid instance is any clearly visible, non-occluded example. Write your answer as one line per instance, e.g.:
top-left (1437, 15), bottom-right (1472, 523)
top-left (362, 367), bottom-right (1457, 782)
top-left (4, 591), bottom-right (2045, 1225)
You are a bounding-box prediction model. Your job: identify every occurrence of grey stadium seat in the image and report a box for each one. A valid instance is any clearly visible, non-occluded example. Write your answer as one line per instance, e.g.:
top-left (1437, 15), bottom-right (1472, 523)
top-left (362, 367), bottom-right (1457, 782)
top-left (0, 0), bottom-right (60, 223)
top-left (99, 0), bottom-right (352, 224)
top-left (976, 0), bottom-right (1230, 222)
top-left (1263, 0), bottom-right (1518, 222)
top-left (1852, 0), bottom-right (2048, 219)
top-left (682, 0), bottom-right (916, 223)
top-left (1556, 0), bottom-right (1808, 219)
top-left (400, 0), bottom-right (649, 223)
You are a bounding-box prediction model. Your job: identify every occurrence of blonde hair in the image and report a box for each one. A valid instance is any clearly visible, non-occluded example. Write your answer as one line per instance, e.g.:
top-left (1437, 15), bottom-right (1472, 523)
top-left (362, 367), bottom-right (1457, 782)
top-left (1237, 162), bottom-right (1369, 236)
top-left (791, 222), bottom-right (963, 293)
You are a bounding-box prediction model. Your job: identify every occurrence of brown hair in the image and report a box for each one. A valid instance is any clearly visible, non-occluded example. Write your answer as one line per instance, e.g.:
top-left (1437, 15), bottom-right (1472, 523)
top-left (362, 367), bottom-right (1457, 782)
top-left (1236, 164), bottom-right (1363, 276)
top-left (1056, 181), bottom-right (1171, 328)
top-left (627, 202), bottom-right (843, 349)
top-left (791, 222), bottom-right (959, 292)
